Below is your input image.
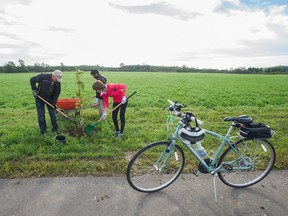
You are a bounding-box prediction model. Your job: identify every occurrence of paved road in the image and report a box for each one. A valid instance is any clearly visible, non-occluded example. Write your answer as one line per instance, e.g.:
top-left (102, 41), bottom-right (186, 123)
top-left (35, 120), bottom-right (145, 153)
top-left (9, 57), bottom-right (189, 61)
top-left (1, 170), bottom-right (288, 216)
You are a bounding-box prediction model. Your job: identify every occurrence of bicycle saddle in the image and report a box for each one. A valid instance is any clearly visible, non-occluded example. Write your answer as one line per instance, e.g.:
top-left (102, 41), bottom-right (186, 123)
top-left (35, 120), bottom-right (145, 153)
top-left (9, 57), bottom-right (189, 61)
top-left (224, 115), bottom-right (253, 124)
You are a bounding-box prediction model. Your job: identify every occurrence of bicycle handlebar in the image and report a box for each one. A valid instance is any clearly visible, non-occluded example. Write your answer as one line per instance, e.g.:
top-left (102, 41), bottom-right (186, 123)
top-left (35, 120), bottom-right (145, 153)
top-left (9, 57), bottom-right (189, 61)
top-left (168, 99), bottom-right (174, 105)
top-left (167, 99), bottom-right (204, 126)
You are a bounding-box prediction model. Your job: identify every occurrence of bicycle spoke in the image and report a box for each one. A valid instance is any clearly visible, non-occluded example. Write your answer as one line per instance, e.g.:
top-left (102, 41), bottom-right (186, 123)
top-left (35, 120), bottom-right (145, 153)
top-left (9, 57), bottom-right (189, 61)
top-left (127, 142), bottom-right (185, 193)
top-left (218, 139), bottom-right (275, 188)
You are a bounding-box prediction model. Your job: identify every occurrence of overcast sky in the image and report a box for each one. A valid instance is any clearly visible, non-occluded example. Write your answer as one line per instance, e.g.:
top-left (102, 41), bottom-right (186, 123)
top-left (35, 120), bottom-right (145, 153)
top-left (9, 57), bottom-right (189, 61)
top-left (1, 0), bottom-right (288, 69)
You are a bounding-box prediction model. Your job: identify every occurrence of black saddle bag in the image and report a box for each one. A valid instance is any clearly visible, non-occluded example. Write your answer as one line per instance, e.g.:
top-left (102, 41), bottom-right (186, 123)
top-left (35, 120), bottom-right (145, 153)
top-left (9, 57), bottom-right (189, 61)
top-left (239, 123), bottom-right (274, 139)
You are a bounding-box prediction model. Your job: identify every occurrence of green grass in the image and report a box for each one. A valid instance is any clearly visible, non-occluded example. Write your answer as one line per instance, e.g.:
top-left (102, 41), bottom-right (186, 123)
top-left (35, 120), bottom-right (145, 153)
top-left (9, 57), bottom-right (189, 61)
top-left (0, 72), bottom-right (287, 177)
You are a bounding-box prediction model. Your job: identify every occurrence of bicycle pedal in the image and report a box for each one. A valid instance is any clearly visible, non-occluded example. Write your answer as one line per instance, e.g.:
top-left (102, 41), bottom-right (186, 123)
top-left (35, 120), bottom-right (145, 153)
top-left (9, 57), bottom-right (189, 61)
top-left (192, 169), bottom-right (200, 176)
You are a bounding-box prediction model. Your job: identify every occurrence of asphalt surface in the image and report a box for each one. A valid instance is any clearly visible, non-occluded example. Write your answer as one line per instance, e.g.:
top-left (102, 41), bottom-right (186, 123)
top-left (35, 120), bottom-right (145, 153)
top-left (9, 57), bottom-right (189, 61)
top-left (0, 170), bottom-right (288, 216)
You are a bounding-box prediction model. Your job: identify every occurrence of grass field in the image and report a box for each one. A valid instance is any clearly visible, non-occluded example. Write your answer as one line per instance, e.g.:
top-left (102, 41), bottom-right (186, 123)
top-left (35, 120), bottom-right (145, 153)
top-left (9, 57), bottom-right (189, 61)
top-left (0, 71), bottom-right (287, 177)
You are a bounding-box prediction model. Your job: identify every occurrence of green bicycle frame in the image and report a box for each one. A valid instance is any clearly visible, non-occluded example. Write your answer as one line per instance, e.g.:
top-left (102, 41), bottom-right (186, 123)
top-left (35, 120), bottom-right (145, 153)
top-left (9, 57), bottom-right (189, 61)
top-left (157, 119), bottom-right (253, 174)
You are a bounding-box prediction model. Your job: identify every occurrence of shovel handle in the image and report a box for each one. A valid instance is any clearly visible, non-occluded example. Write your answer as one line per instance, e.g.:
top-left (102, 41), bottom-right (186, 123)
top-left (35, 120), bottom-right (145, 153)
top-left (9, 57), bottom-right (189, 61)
top-left (127, 91), bottom-right (137, 99)
top-left (37, 95), bottom-right (75, 122)
top-left (106, 91), bottom-right (137, 116)
top-left (97, 91), bottom-right (137, 121)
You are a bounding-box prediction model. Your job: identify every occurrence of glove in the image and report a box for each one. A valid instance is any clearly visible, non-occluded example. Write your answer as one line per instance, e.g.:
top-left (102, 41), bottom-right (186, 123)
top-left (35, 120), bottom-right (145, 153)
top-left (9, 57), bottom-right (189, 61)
top-left (95, 98), bottom-right (99, 105)
top-left (121, 96), bottom-right (127, 104)
top-left (101, 112), bottom-right (107, 120)
top-left (33, 91), bottom-right (37, 98)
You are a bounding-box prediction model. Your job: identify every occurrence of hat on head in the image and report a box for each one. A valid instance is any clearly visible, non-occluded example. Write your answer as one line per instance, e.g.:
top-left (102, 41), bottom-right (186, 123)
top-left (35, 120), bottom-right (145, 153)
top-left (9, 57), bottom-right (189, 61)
top-left (52, 70), bottom-right (62, 82)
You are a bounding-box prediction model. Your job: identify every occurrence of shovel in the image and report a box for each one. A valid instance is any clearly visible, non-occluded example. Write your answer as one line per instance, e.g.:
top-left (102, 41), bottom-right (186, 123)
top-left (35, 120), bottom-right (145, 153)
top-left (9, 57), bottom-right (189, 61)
top-left (37, 95), bottom-right (77, 126)
top-left (84, 91), bottom-right (137, 134)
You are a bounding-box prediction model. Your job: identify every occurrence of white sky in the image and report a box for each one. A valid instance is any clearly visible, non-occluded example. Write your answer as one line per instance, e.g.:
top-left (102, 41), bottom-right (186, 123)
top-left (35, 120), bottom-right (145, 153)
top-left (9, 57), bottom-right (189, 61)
top-left (1, 0), bottom-right (288, 69)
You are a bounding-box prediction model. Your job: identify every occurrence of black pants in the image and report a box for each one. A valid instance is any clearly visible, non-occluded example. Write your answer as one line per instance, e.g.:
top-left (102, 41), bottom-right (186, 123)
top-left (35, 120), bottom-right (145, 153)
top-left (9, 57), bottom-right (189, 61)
top-left (112, 102), bottom-right (127, 133)
top-left (35, 98), bottom-right (58, 132)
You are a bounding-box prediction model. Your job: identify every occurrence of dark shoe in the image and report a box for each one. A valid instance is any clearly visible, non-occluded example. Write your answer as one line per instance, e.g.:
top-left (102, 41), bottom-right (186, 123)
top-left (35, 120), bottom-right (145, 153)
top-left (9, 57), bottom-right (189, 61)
top-left (52, 127), bottom-right (58, 133)
top-left (41, 130), bottom-right (46, 135)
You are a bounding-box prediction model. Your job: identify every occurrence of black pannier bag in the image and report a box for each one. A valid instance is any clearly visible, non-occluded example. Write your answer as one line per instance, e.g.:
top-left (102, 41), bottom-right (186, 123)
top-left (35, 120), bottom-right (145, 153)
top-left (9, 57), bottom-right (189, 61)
top-left (239, 123), bottom-right (274, 139)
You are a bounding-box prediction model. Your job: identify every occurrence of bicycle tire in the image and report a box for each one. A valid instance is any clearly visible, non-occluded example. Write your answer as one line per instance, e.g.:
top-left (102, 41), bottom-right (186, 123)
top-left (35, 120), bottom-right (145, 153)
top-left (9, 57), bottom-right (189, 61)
top-left (218, 138), bottom-right (276, 188)
top-left (126, 141), bottom-right (185, 193)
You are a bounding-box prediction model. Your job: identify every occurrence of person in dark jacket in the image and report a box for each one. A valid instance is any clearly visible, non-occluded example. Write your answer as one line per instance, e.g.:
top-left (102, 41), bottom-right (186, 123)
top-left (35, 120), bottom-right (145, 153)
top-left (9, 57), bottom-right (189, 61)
top-left (30, 70), bottom-right (62, 134)
top-left (90, 70), bottom-right (107, 117)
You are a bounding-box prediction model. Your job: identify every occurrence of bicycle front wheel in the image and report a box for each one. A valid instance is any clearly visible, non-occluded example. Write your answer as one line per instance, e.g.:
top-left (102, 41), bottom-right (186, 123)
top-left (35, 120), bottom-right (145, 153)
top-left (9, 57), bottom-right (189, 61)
top-left (126, 141), bottom-right (185, 193)
top-left (218, 138), bottom-right (276, 188)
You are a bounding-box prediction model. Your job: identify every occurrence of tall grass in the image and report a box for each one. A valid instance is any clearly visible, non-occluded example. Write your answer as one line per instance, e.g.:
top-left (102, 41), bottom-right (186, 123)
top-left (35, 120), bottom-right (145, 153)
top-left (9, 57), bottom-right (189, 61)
top-left (0, 72), bottom-right (287, 177)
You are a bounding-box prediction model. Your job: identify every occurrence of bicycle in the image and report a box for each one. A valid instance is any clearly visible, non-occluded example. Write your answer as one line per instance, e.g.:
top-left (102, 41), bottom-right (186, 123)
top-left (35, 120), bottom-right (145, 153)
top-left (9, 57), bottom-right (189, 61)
top-left (126, 100), bottom-right (276, 201)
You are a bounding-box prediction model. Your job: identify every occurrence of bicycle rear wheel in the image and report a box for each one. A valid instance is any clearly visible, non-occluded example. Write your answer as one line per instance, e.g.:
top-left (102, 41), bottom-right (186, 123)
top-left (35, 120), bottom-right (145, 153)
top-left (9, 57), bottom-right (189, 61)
top-left (126, 141), bottom-right (185, 193)
top-left (218, 138), bottom-right (275, 188)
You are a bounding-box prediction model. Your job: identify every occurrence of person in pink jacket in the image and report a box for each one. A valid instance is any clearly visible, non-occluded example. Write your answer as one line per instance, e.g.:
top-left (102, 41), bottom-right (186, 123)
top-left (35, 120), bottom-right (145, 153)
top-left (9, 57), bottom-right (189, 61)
top-left (92, 80), bottom-right (128, 139)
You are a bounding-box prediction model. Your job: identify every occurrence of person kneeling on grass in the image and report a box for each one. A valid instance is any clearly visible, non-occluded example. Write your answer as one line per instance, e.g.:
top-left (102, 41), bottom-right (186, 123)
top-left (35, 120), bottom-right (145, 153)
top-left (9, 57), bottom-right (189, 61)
top-left (92, 80), bottom-right (127, 139)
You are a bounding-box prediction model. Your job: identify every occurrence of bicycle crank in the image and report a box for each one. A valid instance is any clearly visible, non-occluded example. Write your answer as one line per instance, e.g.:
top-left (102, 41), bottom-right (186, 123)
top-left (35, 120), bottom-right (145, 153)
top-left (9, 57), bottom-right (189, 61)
top-left (198, 159), bottom-right (212, 173)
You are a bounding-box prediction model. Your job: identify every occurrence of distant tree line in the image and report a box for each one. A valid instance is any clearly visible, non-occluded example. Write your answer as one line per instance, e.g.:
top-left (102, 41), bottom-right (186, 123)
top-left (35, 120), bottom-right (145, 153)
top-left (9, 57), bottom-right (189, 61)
top-left (0, 59), bottom-right (287, 74)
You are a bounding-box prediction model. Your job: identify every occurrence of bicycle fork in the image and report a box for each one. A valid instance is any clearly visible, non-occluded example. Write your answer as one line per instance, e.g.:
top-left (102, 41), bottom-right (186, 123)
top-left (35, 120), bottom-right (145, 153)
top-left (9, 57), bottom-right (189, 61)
top-left (153, 140), bottom-right (176, 173)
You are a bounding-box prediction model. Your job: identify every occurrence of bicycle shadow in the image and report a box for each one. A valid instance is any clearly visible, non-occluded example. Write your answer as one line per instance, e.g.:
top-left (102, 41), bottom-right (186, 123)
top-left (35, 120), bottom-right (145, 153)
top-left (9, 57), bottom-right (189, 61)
top-left (133, 191), bottom-right (190, 216)
top-left (132, 180), bottom-right (288, 216)
top-left (202, 185), bottom-right (288, 216)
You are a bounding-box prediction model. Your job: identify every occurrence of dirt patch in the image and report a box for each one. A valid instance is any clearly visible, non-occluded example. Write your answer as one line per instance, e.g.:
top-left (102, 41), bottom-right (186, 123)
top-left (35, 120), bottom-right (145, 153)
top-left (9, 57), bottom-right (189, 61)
top-left (66, 127), bottom-right (85, 138)
top-left (65, 127), bottom-right (100, 138)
